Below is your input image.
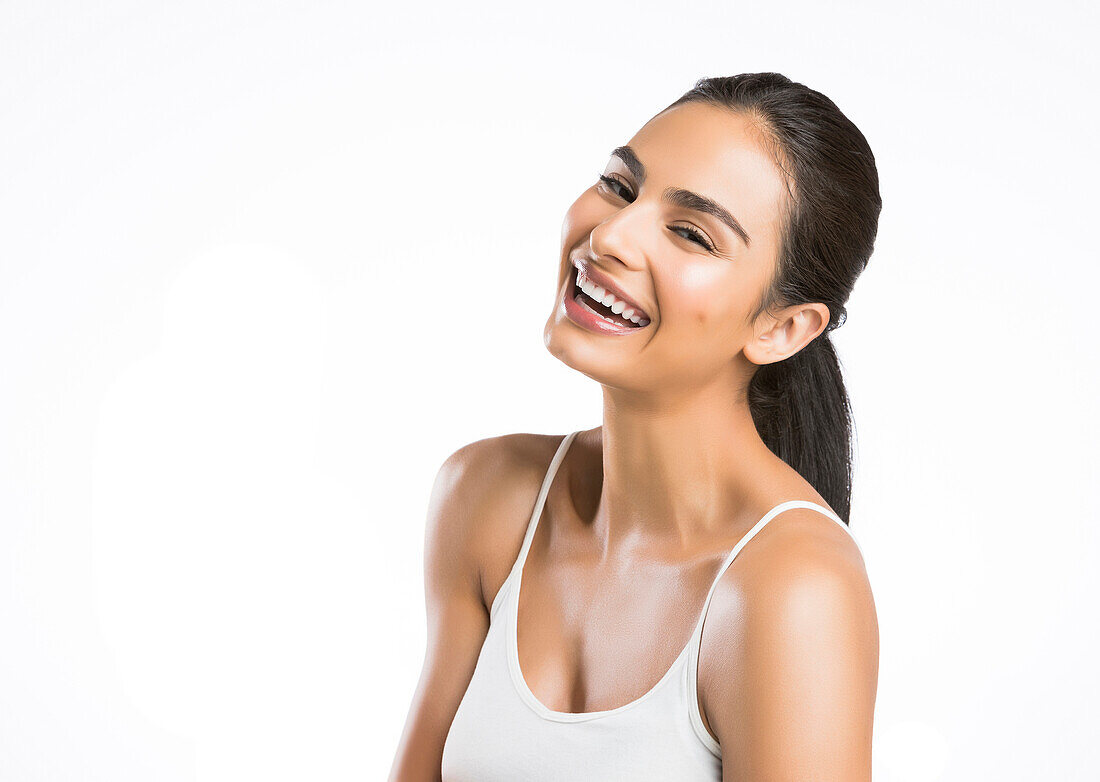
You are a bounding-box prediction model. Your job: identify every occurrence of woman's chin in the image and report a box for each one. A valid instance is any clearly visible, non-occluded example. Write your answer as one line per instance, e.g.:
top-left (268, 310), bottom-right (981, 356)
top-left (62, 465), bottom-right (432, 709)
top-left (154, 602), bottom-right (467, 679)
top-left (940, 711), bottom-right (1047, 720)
top-left (544, 323), bottom-right (627, 382)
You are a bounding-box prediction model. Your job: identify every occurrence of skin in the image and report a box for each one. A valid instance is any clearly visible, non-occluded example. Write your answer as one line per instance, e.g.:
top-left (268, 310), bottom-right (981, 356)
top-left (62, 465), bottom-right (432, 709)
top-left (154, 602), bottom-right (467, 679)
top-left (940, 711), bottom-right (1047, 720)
top-left (389, 102), bottom-right (879, 781)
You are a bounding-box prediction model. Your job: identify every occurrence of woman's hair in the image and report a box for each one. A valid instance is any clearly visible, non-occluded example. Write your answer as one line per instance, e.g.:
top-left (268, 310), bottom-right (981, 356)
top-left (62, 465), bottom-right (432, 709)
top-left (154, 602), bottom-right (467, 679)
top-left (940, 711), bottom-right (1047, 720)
top-left (662, 73), bottom-right (882, 524)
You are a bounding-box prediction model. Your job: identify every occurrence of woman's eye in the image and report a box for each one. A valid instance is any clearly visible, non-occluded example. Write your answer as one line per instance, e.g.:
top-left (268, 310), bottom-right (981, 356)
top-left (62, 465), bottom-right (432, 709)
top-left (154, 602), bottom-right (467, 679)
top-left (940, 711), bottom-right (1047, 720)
top-left (597, 173), bottom-right (716, 253)
top-left (597, 174), bottom-right (633, 201)
top-left (671, 225), bottom-right (716, 252)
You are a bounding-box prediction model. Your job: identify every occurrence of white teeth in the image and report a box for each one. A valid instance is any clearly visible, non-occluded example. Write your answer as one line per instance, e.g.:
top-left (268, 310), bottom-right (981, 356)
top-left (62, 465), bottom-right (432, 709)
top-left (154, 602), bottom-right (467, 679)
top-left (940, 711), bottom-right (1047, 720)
top-left (576, 268), bottom-right (651, 327)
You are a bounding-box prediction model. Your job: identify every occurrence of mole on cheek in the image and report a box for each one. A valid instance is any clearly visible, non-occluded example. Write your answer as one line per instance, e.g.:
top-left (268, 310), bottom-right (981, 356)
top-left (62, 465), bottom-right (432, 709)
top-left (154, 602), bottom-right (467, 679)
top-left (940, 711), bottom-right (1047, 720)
top-left (678, 270), bottom-right (721, 328)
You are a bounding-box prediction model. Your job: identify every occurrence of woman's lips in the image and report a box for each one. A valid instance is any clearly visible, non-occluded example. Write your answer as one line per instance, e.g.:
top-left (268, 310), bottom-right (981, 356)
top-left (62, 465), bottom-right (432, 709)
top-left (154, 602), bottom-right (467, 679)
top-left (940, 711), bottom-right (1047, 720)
top-left (571, 260), bottom-right (650, 322)
top-left (562, 265), bottom-right (651, 335)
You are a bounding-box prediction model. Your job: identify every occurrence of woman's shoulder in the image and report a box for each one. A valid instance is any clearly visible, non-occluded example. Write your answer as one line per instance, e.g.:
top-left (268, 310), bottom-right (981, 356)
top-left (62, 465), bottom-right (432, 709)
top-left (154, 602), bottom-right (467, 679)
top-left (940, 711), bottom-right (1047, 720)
top-left (698, 502), bottom-right (878, 754)
top-left (430, 431), bottom-right (576, 610)
top-left (435, 431), bottom-right (570, 510)
top-left (708, 499), bottom-right (872, 626)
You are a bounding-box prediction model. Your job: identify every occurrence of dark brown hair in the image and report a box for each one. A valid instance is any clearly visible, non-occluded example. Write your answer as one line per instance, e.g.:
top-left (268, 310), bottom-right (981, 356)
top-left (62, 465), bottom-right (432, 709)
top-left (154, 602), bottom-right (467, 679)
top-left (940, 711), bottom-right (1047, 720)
top-left (662, 73), bottom-right (882, 523)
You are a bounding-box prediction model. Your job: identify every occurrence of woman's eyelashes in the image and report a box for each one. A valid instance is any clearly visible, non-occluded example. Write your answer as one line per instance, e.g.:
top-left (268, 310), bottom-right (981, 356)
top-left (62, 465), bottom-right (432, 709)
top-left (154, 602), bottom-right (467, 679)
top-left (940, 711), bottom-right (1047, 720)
top-left (597, 173), bottom-right (633, 200)
top-left (596, 174), bottom-right (717, 252)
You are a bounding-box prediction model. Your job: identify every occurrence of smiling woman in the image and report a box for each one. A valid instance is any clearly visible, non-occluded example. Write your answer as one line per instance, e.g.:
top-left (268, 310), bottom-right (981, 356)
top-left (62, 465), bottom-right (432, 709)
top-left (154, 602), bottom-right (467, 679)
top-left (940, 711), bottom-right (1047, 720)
top-left (389, 73), bottom-right (882, 782)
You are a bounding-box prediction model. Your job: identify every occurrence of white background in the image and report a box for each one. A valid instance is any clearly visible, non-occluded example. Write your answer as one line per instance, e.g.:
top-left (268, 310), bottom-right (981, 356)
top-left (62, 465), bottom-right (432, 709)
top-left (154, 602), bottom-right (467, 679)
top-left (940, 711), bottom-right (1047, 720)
top-left (2, 1), bottom-right (1097, 780)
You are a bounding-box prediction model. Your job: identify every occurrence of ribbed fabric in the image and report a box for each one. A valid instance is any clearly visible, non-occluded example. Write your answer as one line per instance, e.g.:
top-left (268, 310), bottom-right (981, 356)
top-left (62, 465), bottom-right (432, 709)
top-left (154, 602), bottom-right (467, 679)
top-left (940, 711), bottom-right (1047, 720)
top-left (441, 430), bottom-right (863, 780)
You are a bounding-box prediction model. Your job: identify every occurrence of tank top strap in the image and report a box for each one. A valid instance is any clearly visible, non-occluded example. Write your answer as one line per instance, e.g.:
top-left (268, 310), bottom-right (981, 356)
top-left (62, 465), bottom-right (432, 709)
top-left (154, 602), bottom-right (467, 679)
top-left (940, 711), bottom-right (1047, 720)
top-left (685, 499), bottom-right (861, 755)
top-left (689, 499), bottom-right (856, 642)
top-left (489, 430), bottom-right (581, 621)
top-left (515, 430), bottom-right (581, 565)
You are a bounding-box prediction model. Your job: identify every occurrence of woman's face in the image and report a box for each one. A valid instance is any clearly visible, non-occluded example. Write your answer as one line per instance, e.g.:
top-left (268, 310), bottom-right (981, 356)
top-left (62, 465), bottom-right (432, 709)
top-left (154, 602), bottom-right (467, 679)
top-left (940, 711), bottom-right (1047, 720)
top-left (544, 101), bottom-right (797, 396)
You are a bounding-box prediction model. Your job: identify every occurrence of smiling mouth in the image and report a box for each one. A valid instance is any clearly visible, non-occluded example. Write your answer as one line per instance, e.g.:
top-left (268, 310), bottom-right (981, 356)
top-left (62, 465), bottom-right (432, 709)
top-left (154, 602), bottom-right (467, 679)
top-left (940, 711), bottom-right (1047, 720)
top-left (570, 266), bottom-right (650, 328)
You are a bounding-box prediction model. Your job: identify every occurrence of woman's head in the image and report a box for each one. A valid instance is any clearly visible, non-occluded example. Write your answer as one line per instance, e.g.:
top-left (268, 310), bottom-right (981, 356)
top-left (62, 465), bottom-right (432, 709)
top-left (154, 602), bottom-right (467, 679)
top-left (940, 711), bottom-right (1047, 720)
top-left (543, 73), bottom-right (881, 521)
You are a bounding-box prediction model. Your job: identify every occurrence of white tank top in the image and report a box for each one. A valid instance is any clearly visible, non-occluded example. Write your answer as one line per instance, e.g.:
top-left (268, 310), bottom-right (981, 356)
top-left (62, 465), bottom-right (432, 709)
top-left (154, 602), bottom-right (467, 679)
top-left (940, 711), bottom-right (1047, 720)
top-left (441, 430), bottom-right (863, 780)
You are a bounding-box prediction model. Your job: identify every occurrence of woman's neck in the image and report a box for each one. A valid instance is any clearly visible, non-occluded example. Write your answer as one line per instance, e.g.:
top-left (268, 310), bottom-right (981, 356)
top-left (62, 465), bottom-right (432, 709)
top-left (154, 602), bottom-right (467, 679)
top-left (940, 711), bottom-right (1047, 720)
top-left (588, 380), bottom-right (778, 559)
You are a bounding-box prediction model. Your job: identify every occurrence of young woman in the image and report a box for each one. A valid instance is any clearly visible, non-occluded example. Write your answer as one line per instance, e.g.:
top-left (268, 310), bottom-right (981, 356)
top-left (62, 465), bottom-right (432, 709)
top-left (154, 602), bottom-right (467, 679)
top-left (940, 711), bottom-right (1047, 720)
top-left (390, 73), bottom-right (881, 781)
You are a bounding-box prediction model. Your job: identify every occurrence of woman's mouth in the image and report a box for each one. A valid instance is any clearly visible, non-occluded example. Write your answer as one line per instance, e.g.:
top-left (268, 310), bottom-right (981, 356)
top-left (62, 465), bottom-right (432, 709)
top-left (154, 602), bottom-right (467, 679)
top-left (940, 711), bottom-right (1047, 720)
top-left (566, 265), bottom-right (651, 332)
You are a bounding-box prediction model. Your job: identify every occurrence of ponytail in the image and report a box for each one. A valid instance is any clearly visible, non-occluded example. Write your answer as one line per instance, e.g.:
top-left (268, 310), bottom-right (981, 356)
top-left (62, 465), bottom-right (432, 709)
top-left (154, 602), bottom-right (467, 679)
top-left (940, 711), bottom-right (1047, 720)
top-left (748, 333), bottom-right (854, 523)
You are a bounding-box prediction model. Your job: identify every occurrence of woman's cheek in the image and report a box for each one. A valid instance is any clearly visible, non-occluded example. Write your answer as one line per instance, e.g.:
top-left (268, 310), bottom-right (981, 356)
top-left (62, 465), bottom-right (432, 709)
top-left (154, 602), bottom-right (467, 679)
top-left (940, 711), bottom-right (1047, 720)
top-left (673, 265), bottom-right (730, 328)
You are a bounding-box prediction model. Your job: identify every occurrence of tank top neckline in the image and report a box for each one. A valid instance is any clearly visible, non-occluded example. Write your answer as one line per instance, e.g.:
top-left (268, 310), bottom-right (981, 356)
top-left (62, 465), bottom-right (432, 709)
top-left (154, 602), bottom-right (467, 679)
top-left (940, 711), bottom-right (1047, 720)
top-left (502, 429), bottom-right (851, 726)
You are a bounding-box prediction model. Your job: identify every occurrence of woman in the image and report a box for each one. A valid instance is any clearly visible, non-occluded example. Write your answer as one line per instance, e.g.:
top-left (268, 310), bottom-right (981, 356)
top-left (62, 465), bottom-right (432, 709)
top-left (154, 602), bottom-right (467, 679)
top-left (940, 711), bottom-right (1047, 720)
top-left (390, 73), bottom-right (881, 781)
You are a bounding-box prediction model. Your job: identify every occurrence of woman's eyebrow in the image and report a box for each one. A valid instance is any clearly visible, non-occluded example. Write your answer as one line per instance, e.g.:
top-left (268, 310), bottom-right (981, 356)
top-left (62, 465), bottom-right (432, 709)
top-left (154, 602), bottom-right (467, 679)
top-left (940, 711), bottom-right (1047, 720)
top-left (610, 145), bottom-right (752, 248)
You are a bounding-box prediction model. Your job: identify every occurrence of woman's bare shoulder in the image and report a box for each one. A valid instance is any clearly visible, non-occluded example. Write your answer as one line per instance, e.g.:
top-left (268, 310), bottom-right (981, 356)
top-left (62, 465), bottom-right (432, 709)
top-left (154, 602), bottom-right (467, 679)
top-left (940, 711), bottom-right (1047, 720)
top-left (429, 431), bottom-right (572, 611)
top-left (703, 505), bottom-right (874, 652)
top-left (699, 507), bottom-right (878, 775)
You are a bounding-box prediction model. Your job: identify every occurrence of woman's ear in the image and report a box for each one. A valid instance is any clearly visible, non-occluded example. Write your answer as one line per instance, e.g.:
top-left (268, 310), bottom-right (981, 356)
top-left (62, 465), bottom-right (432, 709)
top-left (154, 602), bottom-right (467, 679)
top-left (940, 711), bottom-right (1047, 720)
top-left (744, 303), bottom-right (831, 366)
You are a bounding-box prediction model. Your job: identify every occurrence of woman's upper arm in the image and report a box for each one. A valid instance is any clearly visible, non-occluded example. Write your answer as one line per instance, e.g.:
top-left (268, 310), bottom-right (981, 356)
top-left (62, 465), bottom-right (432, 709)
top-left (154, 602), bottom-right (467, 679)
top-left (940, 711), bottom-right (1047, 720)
top-left (704, 517), bottom-right (880, 782)
top-left (388, 437), bottom-right (520, 782)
